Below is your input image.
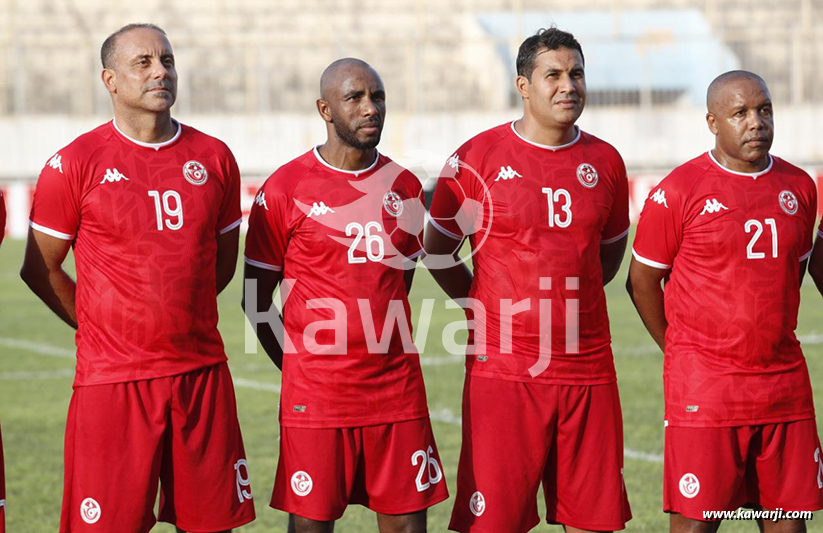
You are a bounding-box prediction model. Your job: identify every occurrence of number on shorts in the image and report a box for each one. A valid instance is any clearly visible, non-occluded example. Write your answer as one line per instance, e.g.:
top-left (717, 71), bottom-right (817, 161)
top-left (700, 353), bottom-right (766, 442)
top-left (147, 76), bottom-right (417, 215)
top-left (234, 458), bottom-right (253, 503)
top-left (815, 447), bottom-right (823, 489)
top-left (411, 446), bottom-right (443, 492)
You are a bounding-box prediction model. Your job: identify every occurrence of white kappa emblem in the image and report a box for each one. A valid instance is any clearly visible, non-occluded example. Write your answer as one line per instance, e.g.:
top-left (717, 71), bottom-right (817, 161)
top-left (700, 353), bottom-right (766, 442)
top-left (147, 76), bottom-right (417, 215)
top-left (291, 471), bottom-right (313, 497)
top-left (576, 163), bottom-right (598, 188)
top-left (183, 160), bottom-right (209, 186)
top-left (679, 473), bottom-right (700, 499)
top-left (80, 497), bottom-right (101, 524)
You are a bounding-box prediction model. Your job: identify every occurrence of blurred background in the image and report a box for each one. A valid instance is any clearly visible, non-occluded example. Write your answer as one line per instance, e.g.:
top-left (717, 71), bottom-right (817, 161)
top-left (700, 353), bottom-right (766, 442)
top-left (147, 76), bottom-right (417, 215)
top-left (2, 0), bottom-right (823, 238)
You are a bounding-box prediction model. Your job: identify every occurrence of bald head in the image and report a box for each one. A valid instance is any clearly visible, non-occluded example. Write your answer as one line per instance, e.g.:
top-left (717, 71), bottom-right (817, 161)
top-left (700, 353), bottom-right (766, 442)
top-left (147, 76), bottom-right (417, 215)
top-left (320, 58), bottom-right (380, 100)
top-left (706, 71), bottom-right (768, 114)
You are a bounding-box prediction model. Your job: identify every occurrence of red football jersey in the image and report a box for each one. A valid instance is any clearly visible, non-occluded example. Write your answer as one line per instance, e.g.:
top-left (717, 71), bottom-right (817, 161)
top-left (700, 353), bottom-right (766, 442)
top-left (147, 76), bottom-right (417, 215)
top-left (429, 123), bottom-right (629, 384)
top-left (30, 121), bottom-right (242, 387)
top-left (244, 148), bottom-right (429, 428)
top-left (632, 152), bottom-right (817, 427)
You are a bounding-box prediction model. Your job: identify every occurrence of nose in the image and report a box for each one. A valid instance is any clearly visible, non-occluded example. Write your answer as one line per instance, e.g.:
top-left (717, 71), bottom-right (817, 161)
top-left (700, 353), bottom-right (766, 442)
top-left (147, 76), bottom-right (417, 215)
top-left (151, 59), bottom-right (170, 80)
top-left (748, 109), bottom-right (765, 130)
top-left (558, 73), bottom-right (575, 95)
top-left (361, 96), bottom-right (378, 117)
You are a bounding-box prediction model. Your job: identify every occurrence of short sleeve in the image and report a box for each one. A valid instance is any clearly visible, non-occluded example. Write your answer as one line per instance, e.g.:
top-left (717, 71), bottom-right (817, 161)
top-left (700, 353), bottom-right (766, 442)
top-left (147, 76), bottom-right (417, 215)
top-left (601, 154), bottom-right (630, 243)
top-left (244, 177), bottom-right (291, 272)
top-left (216, 150), bottom-right (243, 235)
top-left (394, 176), bottom-right (426, 260)
top-left (428, 149), bottom-right (484, 241)
top-left (0, 189), bottom-right (6, 245)
top-left (631, 177), bottom-right (685, 269)
top-left (800, 180), bottom-right (818, 261)
top-left (29, 151), bottom-right (81, 240)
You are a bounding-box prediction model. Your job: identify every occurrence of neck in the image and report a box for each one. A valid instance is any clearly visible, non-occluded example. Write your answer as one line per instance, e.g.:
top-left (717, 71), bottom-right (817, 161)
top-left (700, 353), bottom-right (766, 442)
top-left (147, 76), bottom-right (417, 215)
top-left (113, 109), bottom-right (176, 144)
top-left (515, 114), bottom-right (577, 147)
top-left (711, 148), bottom-right (770, 174)
top-left (317, 140), bottom-right (377, 172)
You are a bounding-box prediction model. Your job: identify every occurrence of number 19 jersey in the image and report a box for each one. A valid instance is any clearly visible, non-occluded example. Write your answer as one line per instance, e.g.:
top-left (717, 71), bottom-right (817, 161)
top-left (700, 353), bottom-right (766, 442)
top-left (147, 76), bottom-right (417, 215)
top-left (30, 121), bottom-right (242, 387)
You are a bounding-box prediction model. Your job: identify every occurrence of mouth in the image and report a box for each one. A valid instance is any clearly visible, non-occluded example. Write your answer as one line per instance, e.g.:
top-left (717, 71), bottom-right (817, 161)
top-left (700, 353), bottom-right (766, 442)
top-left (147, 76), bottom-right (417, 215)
top-left (554, 99), bottom-right (578, 108)
top-left (359, 123), bottom-right (381, 135)
top-left (744, 138), bottom-right (769, 146)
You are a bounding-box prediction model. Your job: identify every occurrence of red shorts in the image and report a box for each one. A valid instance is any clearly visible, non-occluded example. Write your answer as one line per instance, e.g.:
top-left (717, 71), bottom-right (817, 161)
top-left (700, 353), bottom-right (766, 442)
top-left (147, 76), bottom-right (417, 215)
top-left (1, 423), bottom-right (5, 533)
top-left (664, 419), bottom-right (823, 519)
top-left (449, 375), bottom-right (631, 533)
top-left (271, 417), bottom-right (449, 520)
top-left (59, 363), bottom-right (255, 533)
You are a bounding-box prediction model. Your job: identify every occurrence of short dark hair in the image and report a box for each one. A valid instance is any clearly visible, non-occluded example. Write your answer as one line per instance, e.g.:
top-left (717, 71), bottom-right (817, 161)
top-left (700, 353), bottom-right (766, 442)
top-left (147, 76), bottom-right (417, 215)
top-left (516, 27), bottom-right (584, 80)
top-left (101, 23), bottom-right (167, 69)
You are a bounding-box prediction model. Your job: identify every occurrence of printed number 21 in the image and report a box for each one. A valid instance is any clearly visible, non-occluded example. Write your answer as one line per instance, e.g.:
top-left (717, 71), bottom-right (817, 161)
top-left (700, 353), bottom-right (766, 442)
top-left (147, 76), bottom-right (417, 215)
top-left (744, 218), bottom-right (777, 259)
top-left (148, 190), bottom-right (184, 231)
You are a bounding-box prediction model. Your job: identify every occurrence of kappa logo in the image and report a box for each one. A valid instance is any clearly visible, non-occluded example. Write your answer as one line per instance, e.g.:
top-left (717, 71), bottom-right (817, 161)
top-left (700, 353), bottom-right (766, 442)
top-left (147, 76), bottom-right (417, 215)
top-left (254, 191), bottom-right (269, 210)
top-left (183, 160), bottom-right (208, 186)
top-left (469, 491), bottom-right (486, 516)
top-left (447, 153), bottom-right (460, 170)
top-left (291, 471), bottom-right (313, 497)
top-left (650, 188), bottom-right (668, 208)
top-left (80, 497), bottom-right (101, 524)
top-left (495, 166), bottom-right (522, 181)
top-left (100, 168), bottom-right (129, 184)
top-left (778, 190), bottom-right (798, 215)
top-left (700, 198), bottom-right (728, 215)
top-left (47, 153), bottom-right (64, 174)
top-left (679, 473), bottom-right (700, 499)
top-left (307, 202), bottom-right (335, 217)
top-left (576, 163), bottom-right (598, 188)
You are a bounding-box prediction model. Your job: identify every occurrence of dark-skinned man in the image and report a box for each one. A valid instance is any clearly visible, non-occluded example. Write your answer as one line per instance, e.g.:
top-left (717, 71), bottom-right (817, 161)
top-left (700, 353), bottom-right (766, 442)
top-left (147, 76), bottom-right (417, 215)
top-left (243, 58), bottom-right (447, 533)
top-left (425, 28), bottom-right (631, 533)
top-left (21, 23), bottom-right (254, 533)
top-left (628, 71), bottom-right (823, 533)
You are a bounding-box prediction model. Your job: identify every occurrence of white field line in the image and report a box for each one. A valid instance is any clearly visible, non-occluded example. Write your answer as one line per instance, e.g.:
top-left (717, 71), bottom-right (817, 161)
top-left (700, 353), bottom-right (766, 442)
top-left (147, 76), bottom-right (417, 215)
top-left (0, 337), bottom-right (74, 358)
top-left (0, 368), bottom-right (74, 380)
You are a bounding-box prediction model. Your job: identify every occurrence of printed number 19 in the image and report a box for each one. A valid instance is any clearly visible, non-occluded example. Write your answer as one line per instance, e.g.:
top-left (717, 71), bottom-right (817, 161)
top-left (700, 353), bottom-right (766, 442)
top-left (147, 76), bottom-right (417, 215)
top-left (148, 190), bottom-right (184, 231)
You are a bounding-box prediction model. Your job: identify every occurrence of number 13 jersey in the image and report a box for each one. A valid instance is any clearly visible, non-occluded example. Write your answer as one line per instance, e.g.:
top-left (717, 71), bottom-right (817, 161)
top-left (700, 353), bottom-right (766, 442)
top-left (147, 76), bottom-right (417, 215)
top-left (30, 121), bottom-right (242, 387)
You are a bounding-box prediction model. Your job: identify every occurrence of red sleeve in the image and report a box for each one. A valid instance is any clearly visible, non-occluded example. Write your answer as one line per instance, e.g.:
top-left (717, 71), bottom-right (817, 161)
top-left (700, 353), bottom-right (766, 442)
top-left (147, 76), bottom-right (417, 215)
top-left (217, 150), bottom-right (243, 234)
top-left (29, 151), bottom-right (81, 240)
top-left (429, 149), bottom-right (485, 240)
top-left (0, 189), bottom-right (6, 246)
top-left (631, 175), bottom-right (685, 269)
top-left (396, 176), bottom-right (426, 260)
top-left (243, 175), bottom-right (291, 272)
top-left (601, 153), bottom-right (630, 243)
top-left (800, 178), bottom-right (818, 261)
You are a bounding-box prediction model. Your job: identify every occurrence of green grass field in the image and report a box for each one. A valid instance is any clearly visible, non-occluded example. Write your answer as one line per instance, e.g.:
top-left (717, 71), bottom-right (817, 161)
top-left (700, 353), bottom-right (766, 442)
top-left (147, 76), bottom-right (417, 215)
top-left (1, 234), bottom-right (822, 532)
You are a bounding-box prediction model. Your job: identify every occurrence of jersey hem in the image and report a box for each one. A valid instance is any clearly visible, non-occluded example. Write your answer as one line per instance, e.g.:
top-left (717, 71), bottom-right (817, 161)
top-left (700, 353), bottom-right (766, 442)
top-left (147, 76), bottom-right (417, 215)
top-left (279, 410), bottom-right (429, 429)
top-left (663, 411), bottom-right (815, 428)
top-left (219, 217), bottom-right (242, 234)
top-left (631, 248), bottom-right (670, 269)
top-left (243, 256), bottom-right (282, 271)
top-left (428, 217), bottom-right (463, 241)
top-left (467, 367), bottom-right (618, 386)
top-left (602, 227), bottom-right (630, 244)
top-left (29, 220), bottom-right (74, 240)
top-left (72, 358), bottom-right (228, 388)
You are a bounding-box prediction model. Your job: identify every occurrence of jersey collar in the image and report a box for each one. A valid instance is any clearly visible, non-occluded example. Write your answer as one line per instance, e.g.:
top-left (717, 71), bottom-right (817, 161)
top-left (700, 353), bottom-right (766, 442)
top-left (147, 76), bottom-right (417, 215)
top-left (112, 119), bottom-right (182, 151)
top-left (312, 146), bottom-right (380, 176)
top-left (707, 150), bottom-right (773, 179)
top-left (509, 121), bottom-right (581, 151)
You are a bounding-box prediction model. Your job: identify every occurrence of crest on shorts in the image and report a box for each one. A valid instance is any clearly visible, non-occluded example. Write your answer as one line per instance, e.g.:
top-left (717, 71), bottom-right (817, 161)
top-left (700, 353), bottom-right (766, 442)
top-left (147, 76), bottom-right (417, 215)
top-left (778, 190), bottom-right (798, 215)
top-left (577, 163), bottom-right (598, 188)
top-left (469, 491), bottom-right (486, 516)
top-left (80, 497), bottom-right (102, 524)
top-left (291, 471), bottom-right (313, 496)
top-left (383, 191), bottom-right (404, 217)
top-left (678, 473), bottom-right (700, 499)
top-left (183, 160), bottom-right (209, 186)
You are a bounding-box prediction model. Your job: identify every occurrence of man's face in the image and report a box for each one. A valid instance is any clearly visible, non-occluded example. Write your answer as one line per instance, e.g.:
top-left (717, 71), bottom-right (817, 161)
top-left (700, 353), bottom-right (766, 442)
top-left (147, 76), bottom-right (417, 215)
top-left (520, 47), bottom-right (586, 129)
top-left (105, 28), bottom-right (177, 114)
top-left (708, 78), bottom-right (774, 165)
top-left (325, 66), bottom-right (386, 150)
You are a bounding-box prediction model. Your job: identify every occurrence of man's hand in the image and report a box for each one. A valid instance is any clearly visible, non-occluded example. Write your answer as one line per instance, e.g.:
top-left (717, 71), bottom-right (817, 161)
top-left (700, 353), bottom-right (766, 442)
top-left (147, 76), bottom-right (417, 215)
top-left (20, 228), bottom-right (78, 329)
top-left (626, 257), bottom-right (669, 352)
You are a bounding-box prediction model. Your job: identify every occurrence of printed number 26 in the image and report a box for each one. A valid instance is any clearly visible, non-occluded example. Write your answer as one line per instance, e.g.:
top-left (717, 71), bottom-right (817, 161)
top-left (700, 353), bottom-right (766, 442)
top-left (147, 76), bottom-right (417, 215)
top-left (411, 446), bottom-right (443, 492)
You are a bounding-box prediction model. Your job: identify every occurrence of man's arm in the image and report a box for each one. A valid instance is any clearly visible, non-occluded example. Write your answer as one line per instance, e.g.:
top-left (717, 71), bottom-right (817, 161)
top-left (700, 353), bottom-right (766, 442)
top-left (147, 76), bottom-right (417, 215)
top-left (20, 228), bottom-right (78, 329)
top-left (808, 236), bottom-right (823, 296)
top-left (423, 223), bottom-right (472, 301)
top-left (600, 235), bottom-right (628, 286)
top-left (242, 263), bottom-right (284, 369)
top-left (216, 227), bottom-right (240, 294)
top-left (626, 257), bottom-right (669, 351)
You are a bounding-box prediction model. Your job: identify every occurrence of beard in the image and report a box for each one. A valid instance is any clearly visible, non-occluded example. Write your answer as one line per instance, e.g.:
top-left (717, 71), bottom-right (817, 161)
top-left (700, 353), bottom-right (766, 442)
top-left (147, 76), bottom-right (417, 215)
top-left (332, 118), bottom-right (381, 150)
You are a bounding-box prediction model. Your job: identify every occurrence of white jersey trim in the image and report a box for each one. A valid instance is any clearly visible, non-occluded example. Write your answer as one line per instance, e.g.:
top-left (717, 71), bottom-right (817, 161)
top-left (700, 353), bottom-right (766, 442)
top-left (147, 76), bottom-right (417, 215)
top-left (632, 249), bottom-right (670, 270)
top-left (817, 229), bottom-right (823, 239)
top-left (800, 248), bottom-right (813, 262)
top-left (510, 121), bottom-right (581, 151)
top-left (29, 221), bottom-right (74, 240)
top-left (707, 150), bottom-right (773, 178)
top-left (112, 119), bottom-right (182, 151)
top-left (406, 248), bottom-right (425, 261)
top-left (0, 498), bottom-right (4, 507)
top-left (429, 217), bottom-right (463, 241)
top-left (244, 256), bottom-right (282, 272)
top-left (312, 146), bottom-right (380, 176)
top-left (602, 227), bottom-right (630, 245)
top-left (219, 218), bottom-right (242, 235)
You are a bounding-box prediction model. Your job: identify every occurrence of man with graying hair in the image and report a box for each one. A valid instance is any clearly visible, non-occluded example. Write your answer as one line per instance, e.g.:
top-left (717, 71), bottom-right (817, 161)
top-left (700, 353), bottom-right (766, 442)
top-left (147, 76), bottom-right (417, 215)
top-left (22, 23), bottom-right (255, 532)
top-left (629, 70), bottom-right (823, 532)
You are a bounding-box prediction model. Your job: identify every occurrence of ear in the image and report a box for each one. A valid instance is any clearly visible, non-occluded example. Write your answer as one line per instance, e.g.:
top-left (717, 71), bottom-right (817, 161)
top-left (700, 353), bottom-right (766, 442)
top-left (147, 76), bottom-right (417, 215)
top-left (515, 75), bottom-right (530, 100)
top-left (316, 99), bottom-right (333, 123)
top-left (706, 112), bottom-right (719, 135)
top-left (101, 68), bottom-right (117, 94)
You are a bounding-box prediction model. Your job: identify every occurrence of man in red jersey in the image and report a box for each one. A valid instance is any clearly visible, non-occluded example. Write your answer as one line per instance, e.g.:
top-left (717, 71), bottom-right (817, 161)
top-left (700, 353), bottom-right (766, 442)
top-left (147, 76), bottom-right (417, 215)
top-left (425, 28), bottom-right (631, 533)
top-left (20, 24), bottom-right (255, 533)
top-left (243, 58), bottom-right (447, 533)
top-left (628, 71), bottom-right (822, 532)
top-left (1, 189), bottom-right (5, 533)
